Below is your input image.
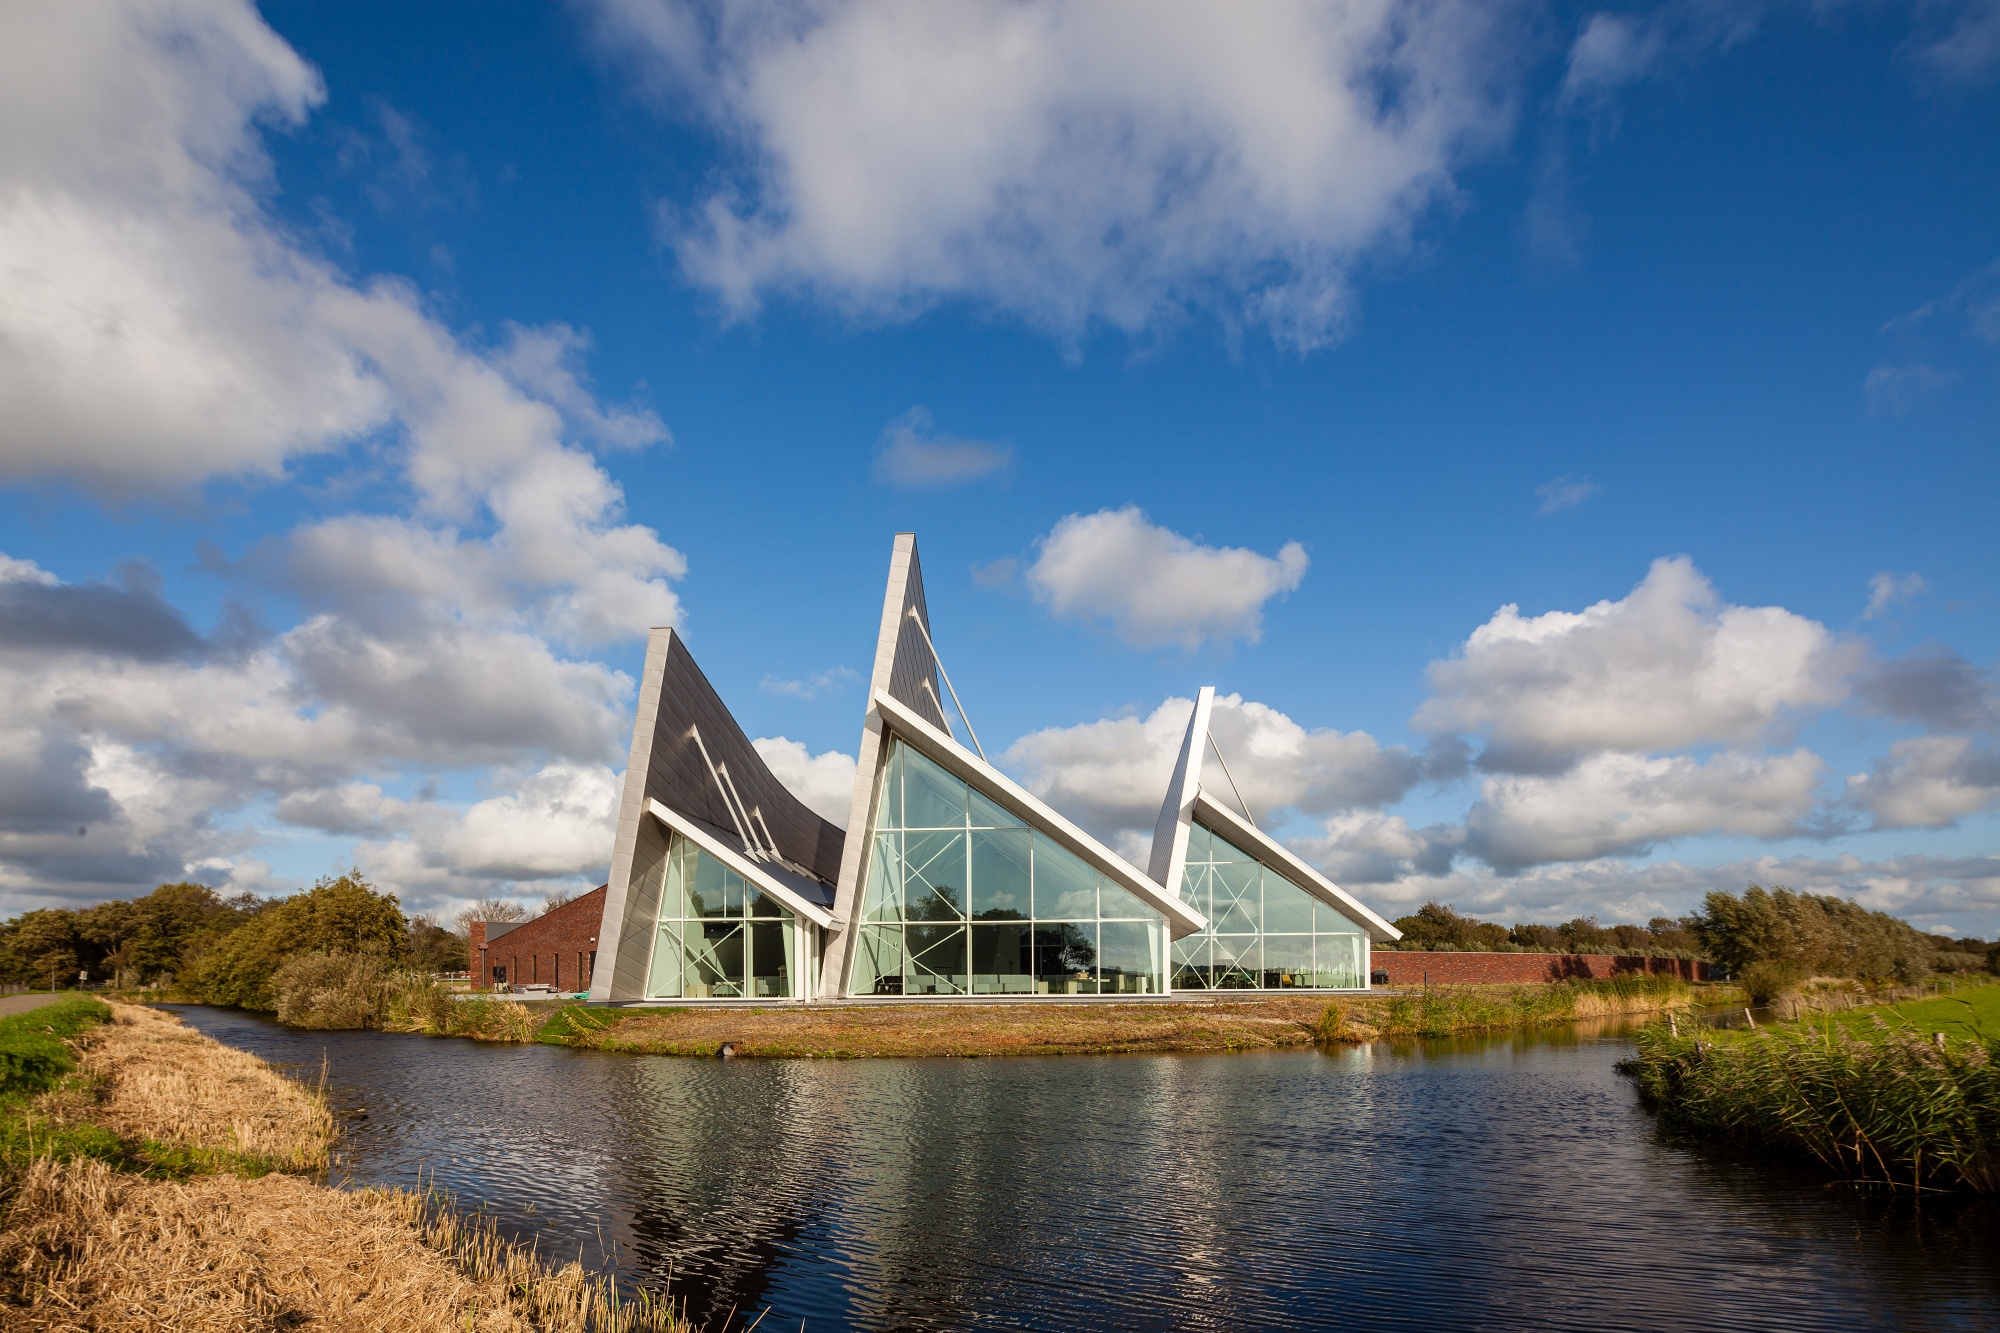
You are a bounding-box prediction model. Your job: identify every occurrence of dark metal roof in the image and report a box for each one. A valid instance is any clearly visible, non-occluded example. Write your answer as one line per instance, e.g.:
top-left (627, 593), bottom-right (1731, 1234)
top-left (634, 632), bottom-right (844, 890)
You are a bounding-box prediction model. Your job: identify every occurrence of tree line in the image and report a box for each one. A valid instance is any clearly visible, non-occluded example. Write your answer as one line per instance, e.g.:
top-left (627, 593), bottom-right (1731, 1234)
top-left (0, 873), bottom-right (471, 1007)
top-left (1382, 885), bottom-right (1998, 983)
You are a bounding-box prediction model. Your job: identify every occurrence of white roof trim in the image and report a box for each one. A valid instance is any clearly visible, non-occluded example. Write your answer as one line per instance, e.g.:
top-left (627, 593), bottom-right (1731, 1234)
top-left (1192, 791), bottom-right (1402, 942)
top-left (646, 798), bottom-right (837, 929)
top-left (873, 690), bottom-right (1208, 940)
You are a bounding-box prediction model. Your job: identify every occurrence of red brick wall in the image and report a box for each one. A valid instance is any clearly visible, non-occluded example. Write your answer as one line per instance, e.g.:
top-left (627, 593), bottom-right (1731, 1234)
top-left (1370, 951), bottom-right (1711, 985)
top-left (471, 885), bottom-right (608, 992)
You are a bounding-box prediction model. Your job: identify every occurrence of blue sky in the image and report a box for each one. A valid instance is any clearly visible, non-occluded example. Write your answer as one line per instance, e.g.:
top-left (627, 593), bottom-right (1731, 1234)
top-left (2, 0), bottom-right (1996, 935)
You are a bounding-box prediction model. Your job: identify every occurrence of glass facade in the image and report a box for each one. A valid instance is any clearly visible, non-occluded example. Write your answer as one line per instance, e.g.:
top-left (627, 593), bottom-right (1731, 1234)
top-left (1172, 820), bottom-right (1366, 990)
top-left (642, 832), bottom-right (801, 1000)
top-left (850, 739), bottom-right (1166, 996)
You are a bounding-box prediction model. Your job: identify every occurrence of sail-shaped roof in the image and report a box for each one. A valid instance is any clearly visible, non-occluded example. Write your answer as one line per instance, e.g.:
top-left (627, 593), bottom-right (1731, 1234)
top-left (1146, 686), bottom-right (1401, 944)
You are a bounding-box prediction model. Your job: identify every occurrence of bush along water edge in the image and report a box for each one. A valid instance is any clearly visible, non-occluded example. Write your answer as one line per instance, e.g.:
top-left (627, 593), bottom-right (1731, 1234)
top-left (1620, 1013), bottom-right (2000, 1193)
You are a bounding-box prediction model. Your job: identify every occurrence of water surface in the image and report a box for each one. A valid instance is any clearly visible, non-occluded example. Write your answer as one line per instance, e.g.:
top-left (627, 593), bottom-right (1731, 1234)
top-left (172, 1008), bottom-right (2000, 1332)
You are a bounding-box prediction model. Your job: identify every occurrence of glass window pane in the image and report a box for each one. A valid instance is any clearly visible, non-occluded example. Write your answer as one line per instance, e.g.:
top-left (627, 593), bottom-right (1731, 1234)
top-left (1315, 900), bottom-right (1362, 934)
top-left (900, 742), bottom-right (967, 828)
top-left (904, 830), bottom-right (966, 920)
top-left (1098, 920), bottom-right (1162, 995)
top-left (862, 833), bottom-right (904, 922)
top-left (1034, 923), bottom-right (1097, 994)
top-left (1212, 862), bottom-right (1260, 934)
top-left (1263, 934), bottom-right (1313, 988)
top-left (1172, 934), bottom-right (1211, 990)
top-left (851, 925), bottom-right (904, 996)
top-left (746, 884), bottom-right (785, 918)
top-left (1033, 839), bottom-right (1098, 920)
top-left (1098, 871), bottom-right (1152, 920)
top-left (1186, 821), bottom-right (1212, 864)
top-left (1175, 861), bottom-right (1200, 912)
top-left (905, 922), bottom-right (967, 994)
top-left (970, 829), bottom-right (1032, 920)
top-left (1206, 824), bottom-right (1253, 863)
top-left (1263, 876), bottom-right (1316, 934)
top-left (1315, 933), bottom-right (1363, 988)
top-left (645, 922), bottom-right (683, 999)
top-left (637, 831), bottom-right (678, 920)
top-left (1210, 934), bottom-right (1260, 989)
top-left (970, 922), bottom-right (1033, 993)
top-left (686, 922), bottom-right (744, 999)
top-left (877, 741), bottom-right (904, 831)
top-left (968, 785), bottom-right (1021, 830)
top-left (748, 920), bottom-right (791, 998)
top-left (687, 845), bottom-right (731, 918)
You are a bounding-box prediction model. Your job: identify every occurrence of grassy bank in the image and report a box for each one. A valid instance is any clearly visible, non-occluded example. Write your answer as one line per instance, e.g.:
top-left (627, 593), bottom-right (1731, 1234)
top-left (0, 999), bottom-right (690, 1330)
top-left (508, 973), bottom-right (1705, 1058)
top-left (1621, 982), bottom-right (2000, 1193)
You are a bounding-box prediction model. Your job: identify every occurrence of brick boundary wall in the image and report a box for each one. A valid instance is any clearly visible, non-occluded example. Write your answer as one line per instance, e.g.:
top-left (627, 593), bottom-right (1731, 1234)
top-left (470, 885), bottom-right (608, 993)
top-left (1370, 951), bottom-right (1712, 985)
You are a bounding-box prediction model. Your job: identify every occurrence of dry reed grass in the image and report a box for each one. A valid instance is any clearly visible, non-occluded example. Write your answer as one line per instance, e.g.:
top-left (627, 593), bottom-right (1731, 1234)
top-left (0, 1004), bottom-right (690, 1331)
top-left (76, 1001), bottom-right (332, 1174)
top-left (565, 979), bottom-right (1704, 1059)
top-left (0, 1156), bottom-right (537, 1331)
top-left (0, 1157), bottom-right (687, 1331)
top-left (585, 997), bottom-right (1331, 1058)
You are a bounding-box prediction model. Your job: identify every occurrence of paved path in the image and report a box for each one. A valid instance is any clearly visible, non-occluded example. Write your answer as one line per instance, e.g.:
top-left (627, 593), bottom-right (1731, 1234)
top-left (0, 993), bottom-right (67, 1019)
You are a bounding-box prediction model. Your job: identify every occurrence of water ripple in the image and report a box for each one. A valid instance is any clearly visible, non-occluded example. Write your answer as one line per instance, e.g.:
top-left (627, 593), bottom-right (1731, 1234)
top-left (170, 1009), bottom-right (2000, 1333)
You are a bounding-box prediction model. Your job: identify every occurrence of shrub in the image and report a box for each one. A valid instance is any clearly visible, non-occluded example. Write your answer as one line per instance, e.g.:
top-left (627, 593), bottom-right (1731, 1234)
top-left (407, 915), bottom-right (469, 974)
top-left (379, 977), bottom-right (539, 1043)
top-left (272, 953), bottom-right (403, 1029)
top-left (1391, 902), bottom-right (1507, 951)
top-left (1739, 959), bottom-right (1807, 1006)
top-left (190, 872), bottom-right (408, 1011)
top-left (1693, 885), bottom-right (1935, 983)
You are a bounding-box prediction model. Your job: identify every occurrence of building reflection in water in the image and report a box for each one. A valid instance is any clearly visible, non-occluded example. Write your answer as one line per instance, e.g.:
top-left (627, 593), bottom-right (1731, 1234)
top-left (170, 1008), bottom-right (2000, 1333)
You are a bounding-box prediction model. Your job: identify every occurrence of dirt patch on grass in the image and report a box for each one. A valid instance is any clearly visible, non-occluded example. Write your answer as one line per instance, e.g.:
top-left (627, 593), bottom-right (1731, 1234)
top-left (581, 997), bottom-right (1335, 1058)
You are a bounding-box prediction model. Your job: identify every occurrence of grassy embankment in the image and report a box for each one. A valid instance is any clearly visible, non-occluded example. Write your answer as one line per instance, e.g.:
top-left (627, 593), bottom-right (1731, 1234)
top-left (0, 996), bottom-right (689, 1330)
top-left (473, 972), bottom-right (1705, 1057)
top-left (1622, 981), bottom-right (2000, 1193)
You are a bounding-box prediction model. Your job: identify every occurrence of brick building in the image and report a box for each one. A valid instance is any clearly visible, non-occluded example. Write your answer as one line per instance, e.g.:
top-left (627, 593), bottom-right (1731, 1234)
top-left (471, 885), bottom-right (608, 993)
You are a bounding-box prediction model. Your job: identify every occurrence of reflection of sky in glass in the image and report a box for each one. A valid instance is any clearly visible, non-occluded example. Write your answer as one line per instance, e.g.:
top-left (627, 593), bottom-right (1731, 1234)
top-left (174, 1006), bottom-right (2000, 1333)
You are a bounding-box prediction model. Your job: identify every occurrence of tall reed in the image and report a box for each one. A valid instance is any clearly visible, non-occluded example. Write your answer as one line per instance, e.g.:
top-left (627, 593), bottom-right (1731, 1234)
top-left (1622, 1019), bottom-right (2000, 1192)
top-left (1367, 973), bottom-right (1693, 1039)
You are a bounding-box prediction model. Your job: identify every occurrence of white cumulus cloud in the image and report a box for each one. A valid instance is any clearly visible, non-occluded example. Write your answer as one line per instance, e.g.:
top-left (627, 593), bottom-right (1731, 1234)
top-left (0, 0), bottom-right (684, 918)
top-left (1004, 693), bottom-right (1421, 846)
top-left (593, 0), bottom-right (1520, 348)
top-left (1025, 507), bottom-right (1308, 650)
top-left (1417, 556), bottom-right (1853, 771)
top-left (751, 737), bottom-right (858, 826)
top-left (1462, 748), bottom-right (1826, 870)
top-left (1849, 736), bottom-right (2000, 830)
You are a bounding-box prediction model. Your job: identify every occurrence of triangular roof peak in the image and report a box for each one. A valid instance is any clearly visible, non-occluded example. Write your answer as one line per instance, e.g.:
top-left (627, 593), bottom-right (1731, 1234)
top-left (872, 689), bottom-right (1206, 939)
top-left (1146, 687), bottom-right (1402, 944)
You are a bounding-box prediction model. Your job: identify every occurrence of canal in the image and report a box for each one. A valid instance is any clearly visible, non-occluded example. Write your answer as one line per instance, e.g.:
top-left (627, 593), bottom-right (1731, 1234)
top-left (171, 1007), bottom-right (1999, 1331)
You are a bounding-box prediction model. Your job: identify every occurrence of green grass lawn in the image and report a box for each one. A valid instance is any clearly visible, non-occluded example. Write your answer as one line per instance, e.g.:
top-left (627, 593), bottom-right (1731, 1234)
top-left (1819, 981), bottom-right (2000, 1044)
top-left (0, 994), bottom-right (110, 1095)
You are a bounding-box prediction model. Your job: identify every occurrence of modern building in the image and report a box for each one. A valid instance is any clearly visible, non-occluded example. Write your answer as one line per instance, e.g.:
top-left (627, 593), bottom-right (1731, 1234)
top-left (589, 535), bottom-right (1398, 1004)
